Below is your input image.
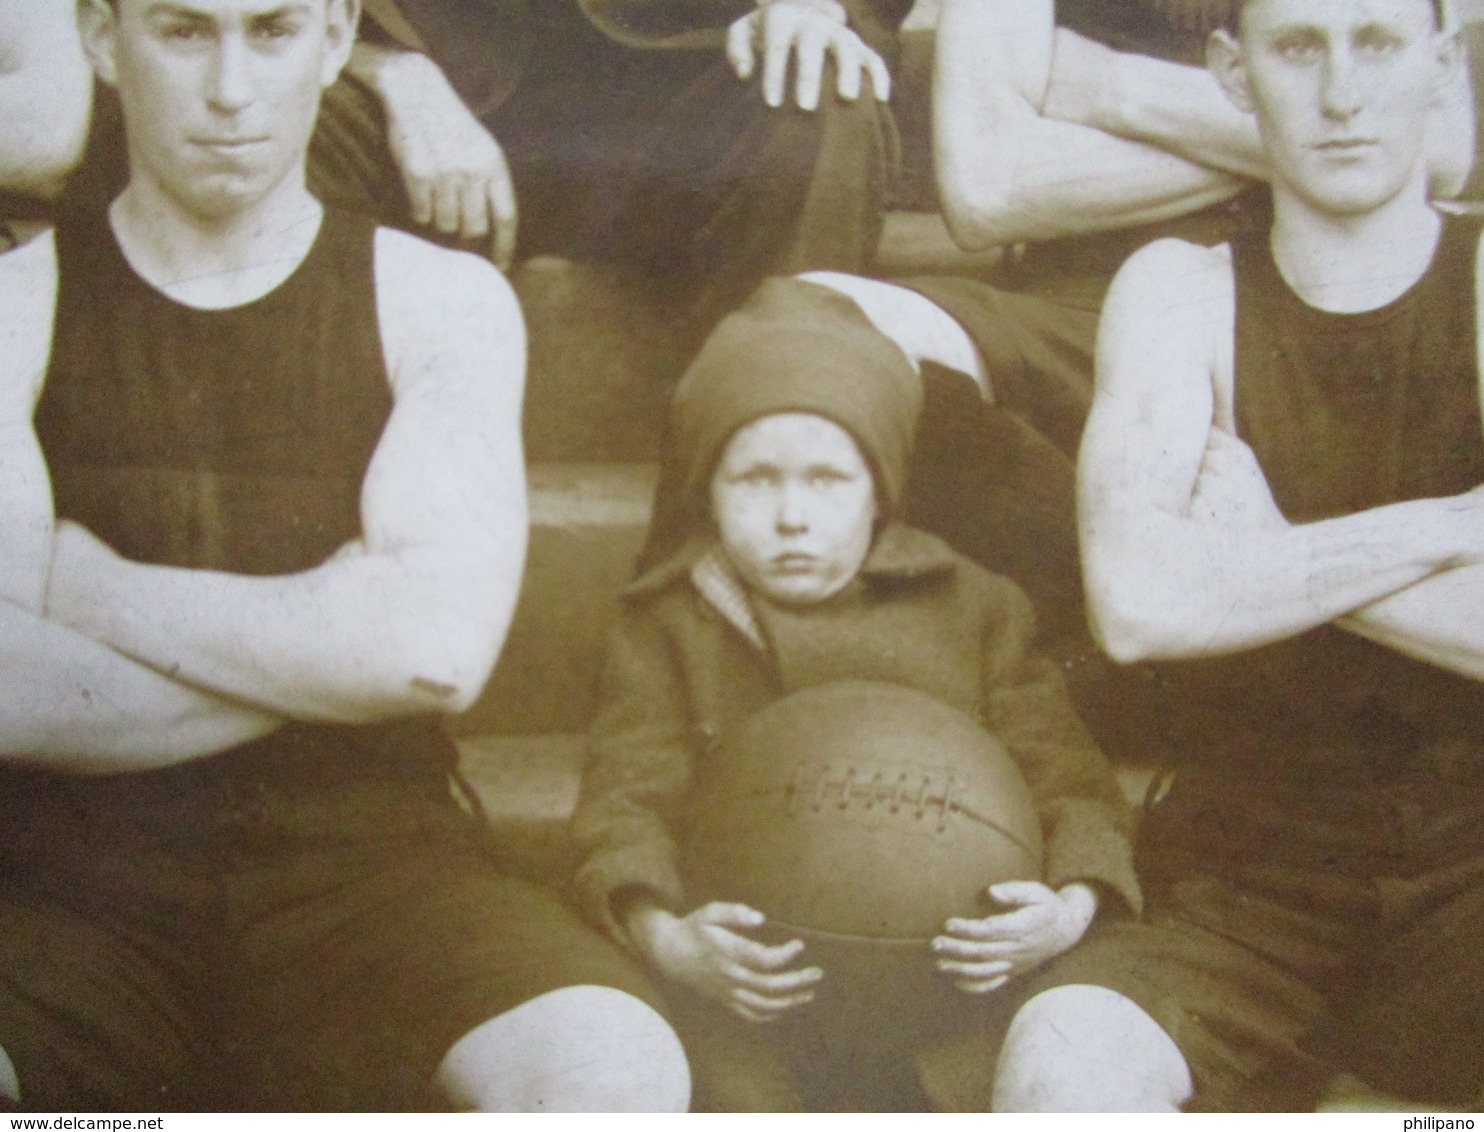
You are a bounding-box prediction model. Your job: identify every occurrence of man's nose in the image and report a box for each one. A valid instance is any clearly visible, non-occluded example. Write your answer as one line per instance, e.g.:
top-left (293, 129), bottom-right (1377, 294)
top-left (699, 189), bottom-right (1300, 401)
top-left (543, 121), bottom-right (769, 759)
top-left (207, 33), bottom-right (254, 113)
top-left (1321, 47), bottom-right (1364, 119)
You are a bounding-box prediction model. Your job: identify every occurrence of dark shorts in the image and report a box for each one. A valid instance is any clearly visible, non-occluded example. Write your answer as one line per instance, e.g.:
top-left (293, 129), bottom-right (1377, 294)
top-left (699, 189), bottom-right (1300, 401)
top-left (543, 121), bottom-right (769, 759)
top-left (1011, 767), bottom-right (1484, 1111)
top-left (0, 751), bottom-right (659, 1112)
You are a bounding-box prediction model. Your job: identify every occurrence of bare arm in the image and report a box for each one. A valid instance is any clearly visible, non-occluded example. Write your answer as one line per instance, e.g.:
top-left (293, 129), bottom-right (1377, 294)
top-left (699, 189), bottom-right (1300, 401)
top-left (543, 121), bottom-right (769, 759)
top-left (0, 0), bottom-right (93, 200)
top-left (933, 0), bottom-right (1246, 252)
top-left (1044, 31), bottom-right (1269, 182)
top-left (47, 231), bottom-right (528, 723)
top-left (344, 41), bottom-right (518, 265)
top-left (1078, 238), bottom-right (1484, 664)
top-left (0, 236), bottom-right (278, 770)
top-left (1330, 230), bottom-right (1484, 678)
top-left (1048, 25), bottom-right (1474, 199)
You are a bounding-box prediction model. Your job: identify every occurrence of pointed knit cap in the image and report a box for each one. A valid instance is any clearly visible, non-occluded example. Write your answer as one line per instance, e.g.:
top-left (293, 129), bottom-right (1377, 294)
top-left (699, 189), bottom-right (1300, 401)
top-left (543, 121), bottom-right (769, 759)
top-left (671, 277), bottom-right (923, 515)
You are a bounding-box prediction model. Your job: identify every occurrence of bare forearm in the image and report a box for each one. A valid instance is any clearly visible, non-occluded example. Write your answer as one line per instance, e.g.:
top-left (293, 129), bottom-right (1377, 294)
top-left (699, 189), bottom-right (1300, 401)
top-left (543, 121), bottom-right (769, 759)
top-left (933, 0), bottom-right (1244, 250)
top-left (52, 548), bottom-right (508, 723)
top-left (1086, 493), bottom-right (1471, 663)
top-left (1342, 562), bottom-right (1484, 680)
top-left (1047, 33), bottom-right (1268, 182)
top-left (0, 599), bottom-right (279, 771)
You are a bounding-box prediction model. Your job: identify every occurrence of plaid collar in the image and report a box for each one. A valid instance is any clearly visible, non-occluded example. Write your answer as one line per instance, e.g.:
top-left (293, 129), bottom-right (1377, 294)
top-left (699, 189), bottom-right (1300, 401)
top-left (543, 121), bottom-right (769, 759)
top-left (690, 544), bottom-right (768, 653)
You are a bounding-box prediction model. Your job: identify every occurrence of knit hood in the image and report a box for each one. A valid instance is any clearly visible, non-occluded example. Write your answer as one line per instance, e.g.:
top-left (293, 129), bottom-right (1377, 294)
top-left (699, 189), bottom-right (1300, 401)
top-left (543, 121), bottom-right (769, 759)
top-left (670, 277), bottom-right (923, 527)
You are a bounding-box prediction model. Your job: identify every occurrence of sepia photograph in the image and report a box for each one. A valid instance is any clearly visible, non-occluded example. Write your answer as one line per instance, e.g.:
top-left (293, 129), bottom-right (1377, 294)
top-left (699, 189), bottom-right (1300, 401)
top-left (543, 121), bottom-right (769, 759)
top-left (1, 0), bottom-right (1483, 1114)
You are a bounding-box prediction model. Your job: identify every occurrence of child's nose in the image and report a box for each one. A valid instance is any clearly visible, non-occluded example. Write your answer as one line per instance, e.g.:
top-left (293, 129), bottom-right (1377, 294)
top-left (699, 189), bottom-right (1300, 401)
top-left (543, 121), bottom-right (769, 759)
top-left (775, 483), bottom-right (808, 533)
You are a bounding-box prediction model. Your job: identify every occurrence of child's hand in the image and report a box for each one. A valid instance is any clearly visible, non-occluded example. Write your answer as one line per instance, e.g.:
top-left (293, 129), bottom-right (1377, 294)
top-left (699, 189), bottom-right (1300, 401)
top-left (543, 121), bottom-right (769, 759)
top-left (628, 901), bottom-right (823, 1023)
top-left (931, 881), bottom-right (1097, 995)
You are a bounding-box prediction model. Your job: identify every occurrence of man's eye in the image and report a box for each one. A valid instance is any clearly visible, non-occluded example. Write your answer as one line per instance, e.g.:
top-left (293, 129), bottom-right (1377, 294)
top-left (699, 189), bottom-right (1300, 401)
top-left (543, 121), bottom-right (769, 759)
top-left (252, 19), bottom-right (298, 41)
top-left (1274, 35), bottom-right (1324, 62)
top-left (806, 469), bottom-right (850, 487)
top-left (162, 22), bottom-right (211, 41)
top-left (1354, 30), bottom-right (1403, 57)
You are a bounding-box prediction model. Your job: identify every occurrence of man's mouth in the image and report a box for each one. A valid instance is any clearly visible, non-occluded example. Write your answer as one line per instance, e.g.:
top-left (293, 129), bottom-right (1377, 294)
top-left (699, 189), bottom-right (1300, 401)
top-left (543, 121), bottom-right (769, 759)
top-left (771, 553), bottom-right (817, 573)
top-left (1314, 138), bottom-right (1376, 154)
top-left (193, 136), bottom-right (269, 152)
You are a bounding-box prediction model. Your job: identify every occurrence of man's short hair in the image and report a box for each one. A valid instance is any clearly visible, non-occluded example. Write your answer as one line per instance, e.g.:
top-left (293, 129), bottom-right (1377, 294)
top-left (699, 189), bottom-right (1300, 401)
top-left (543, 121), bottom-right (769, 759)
top-left (1223, 0), bottom-right (1444, 32)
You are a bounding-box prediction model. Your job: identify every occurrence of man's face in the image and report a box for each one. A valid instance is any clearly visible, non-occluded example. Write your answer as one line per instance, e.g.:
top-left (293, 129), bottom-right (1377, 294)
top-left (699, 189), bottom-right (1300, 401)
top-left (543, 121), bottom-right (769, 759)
top-left (1212, 0), bottom-right (1455, 216)
top-left (82, 0), bottom-right (353, 221)
top-left (711, 413), bottom-right (878, 607)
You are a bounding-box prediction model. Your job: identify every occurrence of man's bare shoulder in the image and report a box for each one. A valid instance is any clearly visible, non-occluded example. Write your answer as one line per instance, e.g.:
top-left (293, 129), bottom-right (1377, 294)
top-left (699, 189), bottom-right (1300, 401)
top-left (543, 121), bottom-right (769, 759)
top-left (0, 229), bottom-right (60, 410)
top-left (371, 227), bottom-right (524, 398)
top-left (1110, 237), bottom-right (1233, 315)
top-left (373, 228), bottom-right (520, 327)
top-left (1100, 238), bottom-right (1233, 377)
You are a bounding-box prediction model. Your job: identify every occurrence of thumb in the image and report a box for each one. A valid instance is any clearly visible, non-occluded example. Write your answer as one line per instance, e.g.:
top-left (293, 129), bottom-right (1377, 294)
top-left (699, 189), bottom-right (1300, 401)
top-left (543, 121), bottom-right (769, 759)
top-left (988, 880), bottom-right (1052, 907)
top-left (702, 901), bottom-right (767, 929)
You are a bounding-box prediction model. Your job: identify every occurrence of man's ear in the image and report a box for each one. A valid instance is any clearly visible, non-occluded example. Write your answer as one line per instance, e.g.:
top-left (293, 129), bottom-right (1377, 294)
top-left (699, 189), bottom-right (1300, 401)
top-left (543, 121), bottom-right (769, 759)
top-left (320, 0), bottom-right (360, 89)
top-left (78, 0), bottom-right (121, 88)
top-left (1206, 28), bottom-right (1254, 114)
top-left (1430, 26), bottom-right (1464, 107)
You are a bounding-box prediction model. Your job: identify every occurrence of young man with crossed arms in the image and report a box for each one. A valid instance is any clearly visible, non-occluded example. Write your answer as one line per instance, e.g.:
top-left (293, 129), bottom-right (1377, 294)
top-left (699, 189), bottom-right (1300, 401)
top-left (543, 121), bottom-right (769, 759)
top-left (994, 0), bottom-right (1484, 1110)
top-left (0, 0), bottom-right (688, 1110)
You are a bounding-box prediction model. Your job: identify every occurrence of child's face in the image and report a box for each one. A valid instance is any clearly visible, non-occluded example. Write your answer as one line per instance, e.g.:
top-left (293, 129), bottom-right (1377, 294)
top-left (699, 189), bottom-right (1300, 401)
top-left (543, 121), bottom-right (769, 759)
top-left (710, 412), bottom-right (877, 606)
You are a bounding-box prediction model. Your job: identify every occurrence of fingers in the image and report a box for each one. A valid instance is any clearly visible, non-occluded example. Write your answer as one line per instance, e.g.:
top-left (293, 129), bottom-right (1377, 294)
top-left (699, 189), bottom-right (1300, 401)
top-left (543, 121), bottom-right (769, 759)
top-left (936, 957), bottom-right (1011, 984)
top-left (696, 901), bottom-right (767, 932)
top-left (729, 985), bottom-right (817, 1023)
top-left (862, 42), bottom-right (891, 102)
top-left (431, 172), bottom-right (463, 236)
top-left (458, 176), bottom-right (490, 240)
top-left (403, 159), bottom-right (435, 228)
top-left (988, 880), bottom-right (1058, 907)
top-left (953, 974), bottom-right (1010, 996)
top-left (486, 153), bottom-right (518, 270)
top-left (941, 903), bottom-right (1052, 942)
top-left (932, 932), bottom-right (1019, 960)
top-left (760, 13), bottom-right (794, 108)
top-left (719, 957), bottom-right (823, 997)
top-left (793, 22), bottom-right (830, 111)
top-left (727, 14), bottom-right (757, 81)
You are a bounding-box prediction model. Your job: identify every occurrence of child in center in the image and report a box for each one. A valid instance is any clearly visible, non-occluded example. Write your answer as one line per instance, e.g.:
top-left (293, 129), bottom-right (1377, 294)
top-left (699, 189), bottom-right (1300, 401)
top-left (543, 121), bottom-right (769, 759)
top-left (569, 277), bottom-right (1139, 1110)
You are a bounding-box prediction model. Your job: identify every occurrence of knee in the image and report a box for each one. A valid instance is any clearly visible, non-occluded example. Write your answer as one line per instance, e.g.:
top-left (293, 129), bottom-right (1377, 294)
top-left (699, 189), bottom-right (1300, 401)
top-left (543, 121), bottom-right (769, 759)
top-left (0, 1044), bottom-right (18, 1105)
top-left (437, 985), bottom-right (689, 1112)
top-left (992, 985), bottom-right (1192, 1112)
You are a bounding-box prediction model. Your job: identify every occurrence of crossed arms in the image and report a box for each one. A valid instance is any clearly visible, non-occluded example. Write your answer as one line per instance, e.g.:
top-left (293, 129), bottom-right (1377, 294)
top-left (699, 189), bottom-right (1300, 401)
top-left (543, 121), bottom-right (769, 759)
top-left (1079, 236), bottom-right (1484, 680)
top-left (0, 228), bottom-right (526, 772)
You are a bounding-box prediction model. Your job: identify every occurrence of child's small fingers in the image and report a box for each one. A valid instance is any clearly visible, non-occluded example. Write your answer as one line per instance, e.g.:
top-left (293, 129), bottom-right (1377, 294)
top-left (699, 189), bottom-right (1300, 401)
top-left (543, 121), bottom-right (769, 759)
top-left (722, 933), bottom-right (805, 971)
top-left (942, 909), bottom-right (1041, 940)
top-left (931, 934), bottom-right (1015, 960)
top-left (935, 958), bottom-right (1011, 980)
top-left (955, 975), bottom-right (1010, 995)
top-left (733, 987), bottom-right (815, 1018)
top-left (987, 880), bottom-right (1055, 906)
top-left (722, 961), bottom-right (822, 995)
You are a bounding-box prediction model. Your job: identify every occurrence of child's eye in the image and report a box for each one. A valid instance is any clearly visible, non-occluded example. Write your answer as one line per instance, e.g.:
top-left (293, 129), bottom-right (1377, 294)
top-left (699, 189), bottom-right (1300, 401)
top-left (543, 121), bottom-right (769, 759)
top-left (734, 468), bottom-right (779, 487)
top-left (806, 469), bottom-right (851, 487)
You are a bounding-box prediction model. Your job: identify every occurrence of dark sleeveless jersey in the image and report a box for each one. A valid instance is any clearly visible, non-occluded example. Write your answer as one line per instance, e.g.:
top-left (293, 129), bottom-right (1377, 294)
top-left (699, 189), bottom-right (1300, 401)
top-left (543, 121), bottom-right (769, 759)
top-left (31, 206), bottom-right (460, 789)
top-left (1169, 213), bottom-right (1484, 779)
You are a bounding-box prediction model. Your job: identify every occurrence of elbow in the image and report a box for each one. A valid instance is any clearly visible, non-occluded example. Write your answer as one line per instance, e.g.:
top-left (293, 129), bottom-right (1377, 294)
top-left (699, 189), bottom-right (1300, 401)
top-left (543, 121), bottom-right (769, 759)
top-left (318, 613), bottom-right (507, 722)
top-left (938, 166), bottom-right (1073, 251)
top-left (938, 176), bottom-right (1020, 253)
top-left (387, 620), bottom-right (505, 717)
top-left (1085, 576), bottom-right (1187, 666)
